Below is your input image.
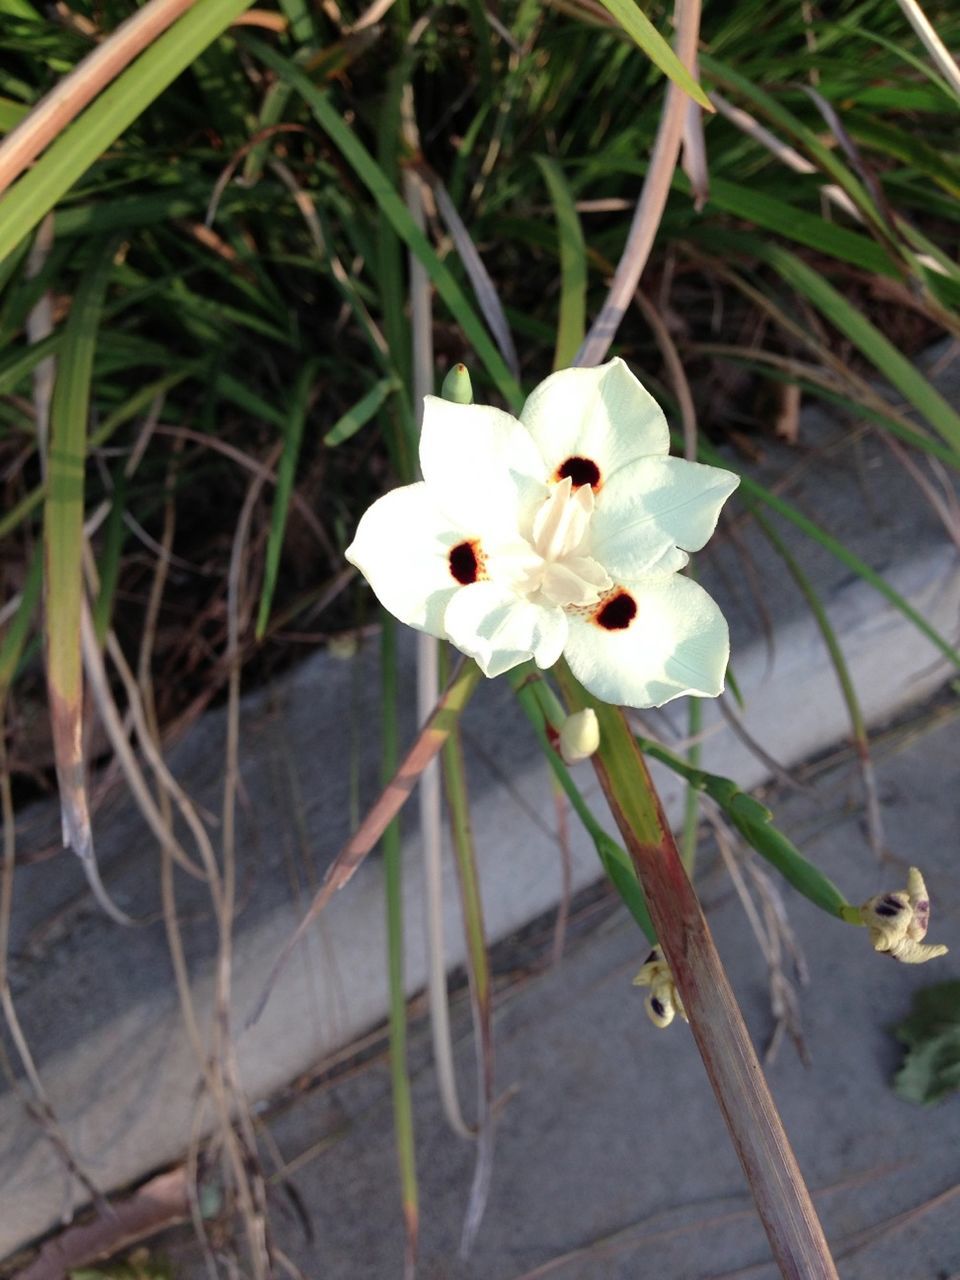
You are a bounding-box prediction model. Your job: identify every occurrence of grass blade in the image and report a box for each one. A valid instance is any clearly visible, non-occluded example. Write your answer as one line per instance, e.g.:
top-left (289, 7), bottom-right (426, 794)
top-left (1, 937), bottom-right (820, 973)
top-left (44, 241), bottom-right (132, 925)
top-left (535, 155), bottom-right (587, 371)
top-left (594, 0), bottom-right (711, 110)
top-left (760, 245), bottom-right (960, 453)
top-left (243, 37), bottom-right (524, 410)
top-left (0, 0), bottom-right (255, 262)
top-left (323, 375), bottom-right (400, 447)
top-left (255, 357), bottom-right (318, 640)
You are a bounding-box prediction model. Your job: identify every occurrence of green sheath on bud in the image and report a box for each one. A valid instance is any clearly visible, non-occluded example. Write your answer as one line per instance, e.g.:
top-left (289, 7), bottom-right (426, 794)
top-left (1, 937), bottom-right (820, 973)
top-left (441, 363), bottom-right (473, 405)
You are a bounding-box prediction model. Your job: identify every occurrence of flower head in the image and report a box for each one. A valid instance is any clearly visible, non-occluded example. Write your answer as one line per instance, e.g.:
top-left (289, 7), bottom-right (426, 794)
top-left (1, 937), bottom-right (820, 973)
top-left (346, 359), bottom-right (739, 708)
top-left (860, 867), bottom-right (949, 964)
top-left (633, 945), bottom-right (687, 1028)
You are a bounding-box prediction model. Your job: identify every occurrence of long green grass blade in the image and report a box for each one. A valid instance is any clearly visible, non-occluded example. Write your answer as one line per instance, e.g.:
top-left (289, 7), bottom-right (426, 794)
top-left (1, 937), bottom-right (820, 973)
top-left (44, 242), bottom-right (113, 869)
top-left (761, 245), bottom-right (960, 453)
top-left (0, 547), bottom-right (42, 705)
top-left (698, 441), bottom-right (960, 670)
top-left (595, 0), bottom-right (711, 109)
top-left (244, 37), bottom-right (524, 411)
top-left (255, 358), bottom-right (317, 640)
top-left (0, 0), bottom-right (255, 262)
top-left (535, 156), bottom-right (587, 370)
top-left (323, 376), bottom-right (400, 447)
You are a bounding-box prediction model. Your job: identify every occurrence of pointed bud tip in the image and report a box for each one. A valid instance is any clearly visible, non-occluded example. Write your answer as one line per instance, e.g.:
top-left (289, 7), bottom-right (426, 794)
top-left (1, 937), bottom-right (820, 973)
top-left (441, 363), bottom-right (473, 405)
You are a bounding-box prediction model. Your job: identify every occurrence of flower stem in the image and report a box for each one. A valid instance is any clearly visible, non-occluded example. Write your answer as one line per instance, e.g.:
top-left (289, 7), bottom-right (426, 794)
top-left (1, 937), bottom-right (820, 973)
top-left (553, 660), bottom-right (839, 1280)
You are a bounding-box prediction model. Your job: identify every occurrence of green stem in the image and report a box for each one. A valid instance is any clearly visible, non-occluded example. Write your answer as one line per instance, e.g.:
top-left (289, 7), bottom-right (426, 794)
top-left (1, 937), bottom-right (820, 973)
top-left (681, 696), bottom-right (702, 875)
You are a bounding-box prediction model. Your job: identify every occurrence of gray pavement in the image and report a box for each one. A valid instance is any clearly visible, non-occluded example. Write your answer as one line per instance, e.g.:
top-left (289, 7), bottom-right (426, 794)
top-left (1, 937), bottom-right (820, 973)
top-left (162, 691), bottom-right (960, 1279)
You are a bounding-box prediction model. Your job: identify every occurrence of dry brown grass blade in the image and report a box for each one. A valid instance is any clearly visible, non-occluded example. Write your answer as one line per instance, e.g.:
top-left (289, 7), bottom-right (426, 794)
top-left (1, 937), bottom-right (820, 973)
top-left (249, 658), bottom-right (482, 1028)
top-left (577, 0), bottom-right (702, 365)
top-left (14, 1167), bottom-right (192, 1280)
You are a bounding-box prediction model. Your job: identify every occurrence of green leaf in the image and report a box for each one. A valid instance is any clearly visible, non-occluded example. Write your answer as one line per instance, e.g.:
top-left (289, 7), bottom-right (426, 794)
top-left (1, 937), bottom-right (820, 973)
top-left (893, 982), bottom-right (960, 1106)
top-left (243, 35), bottom-right (524, 413)
top-left (535, 156), bottom-right (587, 370)
top-left (255, 358), bottom-right (318, 640)
top-left (323, 375), bottom-right (401, 446)
top-left (595, 0), bottom-right (711, 110)
top-left (637, 737), bottom-right (853, 920)
top-left (761, 245), bottom-right (960, 455)
top-left (0, 0), bottom-right (255, 262)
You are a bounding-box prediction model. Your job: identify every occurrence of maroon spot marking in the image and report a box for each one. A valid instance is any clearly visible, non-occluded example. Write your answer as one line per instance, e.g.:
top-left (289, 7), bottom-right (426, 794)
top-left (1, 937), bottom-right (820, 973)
top-left (595, 591), bottom-right (637, 631)
top-left (556, 455), bottom-right (601, 490)
top-left (650, 997), bottom-right (665, 1019)
top-left (449, 540), bottom-right (480, 585)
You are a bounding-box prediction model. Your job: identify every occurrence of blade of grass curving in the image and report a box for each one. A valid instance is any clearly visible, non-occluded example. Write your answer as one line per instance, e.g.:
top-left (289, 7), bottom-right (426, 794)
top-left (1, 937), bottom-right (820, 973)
top-left (242, 36), bottom-right (524, 410)
top-left (250, 660), bottom-right (483, 1027)
top-left (534, 155), bottom-right (587, 370)
top-left (425, 168), bottom-right (520, 381)
top-left (697, 440), bottom-right (960, 670)
top-left (438, 642), bottom-right (496, 1258)
top-left (44, 240), bottom-right (132, 924)
top-left (593, 0), bottom-right (711, 110)
top-left (760, 244), bottom-right (960, 453)
top-left (0, 0), bottom-right (197, 199)
top-left (750, 507), bottom-right (885, 857)
top-left (680, 174), bottom-right (899, 277)
top-left (0, 549), bottom-right (42, 704)
top-left (0, 0), bottom-right (256, 262)
top-left (323, 375), bottom-right (401, 447)
top-left (894, 0), bottom-right (960, 103)
top-left (578, 0), bottom-right (702, 367)
top-left (255, 357), bottom-right (318, 640)
top-left (381, 615), bottom-right (419, 1279)
top-left (91, 470), bottom-right (128, 645)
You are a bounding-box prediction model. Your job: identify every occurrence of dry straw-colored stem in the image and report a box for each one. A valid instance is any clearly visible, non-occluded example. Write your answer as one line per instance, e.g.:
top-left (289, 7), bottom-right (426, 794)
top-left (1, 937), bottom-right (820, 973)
top-left (577, 0), bottom-right (701, 366)
top-left (0, 0), bottom-right (198, 197)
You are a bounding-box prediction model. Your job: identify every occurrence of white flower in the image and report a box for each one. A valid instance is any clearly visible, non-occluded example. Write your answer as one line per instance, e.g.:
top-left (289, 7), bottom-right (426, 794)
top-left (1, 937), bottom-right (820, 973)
top-left (346, 359), bottom-right (739, 709)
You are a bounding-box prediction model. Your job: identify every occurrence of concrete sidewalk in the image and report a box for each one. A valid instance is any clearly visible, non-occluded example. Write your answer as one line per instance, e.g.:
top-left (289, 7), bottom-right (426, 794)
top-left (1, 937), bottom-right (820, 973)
top-left (160, 691), bottom-right (960, 1279)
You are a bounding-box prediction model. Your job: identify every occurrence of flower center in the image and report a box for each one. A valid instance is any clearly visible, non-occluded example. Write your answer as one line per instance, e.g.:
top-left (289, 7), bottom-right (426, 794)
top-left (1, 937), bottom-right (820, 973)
top-left (507, 477), bottom-right (612, 608)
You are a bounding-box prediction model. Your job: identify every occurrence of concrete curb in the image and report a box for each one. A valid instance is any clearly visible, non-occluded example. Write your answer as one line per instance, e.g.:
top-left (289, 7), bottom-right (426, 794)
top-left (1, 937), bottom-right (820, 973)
top-left (2, 385), bottom-right (959, 1257)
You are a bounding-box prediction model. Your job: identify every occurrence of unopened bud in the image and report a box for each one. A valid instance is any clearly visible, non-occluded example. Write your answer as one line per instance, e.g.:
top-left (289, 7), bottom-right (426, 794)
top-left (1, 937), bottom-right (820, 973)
top-left (441, 362), bottom-right (473, 405)
top-left (559, 708), bottom-right (600, 764)
top-left (633, 946), bottom-right (687, 1029)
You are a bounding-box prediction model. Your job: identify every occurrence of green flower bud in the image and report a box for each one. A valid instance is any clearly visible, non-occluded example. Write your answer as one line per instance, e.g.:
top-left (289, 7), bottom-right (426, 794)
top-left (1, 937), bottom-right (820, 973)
top-left (441, 362), bottom-right (473, 405)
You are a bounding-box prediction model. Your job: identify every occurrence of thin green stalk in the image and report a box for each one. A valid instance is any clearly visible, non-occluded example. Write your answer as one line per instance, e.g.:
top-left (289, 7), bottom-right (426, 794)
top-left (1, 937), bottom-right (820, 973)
top-left (680, 696), bottom-right (702, 874)
top-left (438, 641), bottom-right (495, 1257)
top-left (510, 670), bottom-right (655, 941)
top-left (381, 614), bottom-right (418, 1277)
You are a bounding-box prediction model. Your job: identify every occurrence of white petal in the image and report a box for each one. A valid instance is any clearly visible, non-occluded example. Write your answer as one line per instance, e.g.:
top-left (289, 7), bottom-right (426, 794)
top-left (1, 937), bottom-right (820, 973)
top-left (443, 581), bottom-right (568, 677)
top-left (419, 395), bottom-right (547, 537)
top-left (590, 456), bottom-right (739, 580)
top-left (345, 483), bottom-right (468, 636)
top-left (563, 575), bottom-right (729, 708)
top-left (520, 358), bottom-right (669, 487)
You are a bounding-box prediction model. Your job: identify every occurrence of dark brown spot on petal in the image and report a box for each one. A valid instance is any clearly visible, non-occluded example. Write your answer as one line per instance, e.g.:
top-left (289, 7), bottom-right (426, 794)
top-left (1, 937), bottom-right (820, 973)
top-left (874, 899), bottom-right (903, 918)
top-left (556, 455), bottom-right (601, 490)
top-left (595, 590), bottom-right (637, 631)
top-left (448, 540), bottom-right (481, 585)
top-left (650, 997), bottom-right (665, 1019)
